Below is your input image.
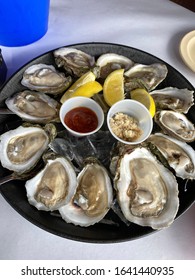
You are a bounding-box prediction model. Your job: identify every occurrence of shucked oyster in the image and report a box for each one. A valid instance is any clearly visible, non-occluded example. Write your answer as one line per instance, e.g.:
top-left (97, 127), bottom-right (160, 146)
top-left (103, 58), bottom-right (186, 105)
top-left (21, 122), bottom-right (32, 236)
top-left (96, 53), bottom-right (134, 79)
top-left (150, 87), bottom-right (194, 113)
top-left (114, 147), bottom-right (179, 229)
top-left (54, 47), bottom-right (95, 77)
top-left (154, 110), bottom-right (195, 142)
top-left (124, 63), bottom-right (168, 91)
top-left (148, 133), bottom-right (195, 180)
top-left (25, 153), bottom-right (77, 211)
top-left (5, 90), bottom-right (60, 124)
top-left (21, 64), bottom-right (72, 94)
top-left (0, 125), bottom-right (54, 174)
top-left (59, 158), bottom-right (113, 227)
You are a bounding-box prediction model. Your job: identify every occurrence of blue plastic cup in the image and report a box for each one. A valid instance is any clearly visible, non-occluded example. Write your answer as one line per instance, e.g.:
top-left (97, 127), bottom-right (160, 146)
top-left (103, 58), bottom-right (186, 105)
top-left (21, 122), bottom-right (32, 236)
top-left (0, 0), bottom-right (50, 47)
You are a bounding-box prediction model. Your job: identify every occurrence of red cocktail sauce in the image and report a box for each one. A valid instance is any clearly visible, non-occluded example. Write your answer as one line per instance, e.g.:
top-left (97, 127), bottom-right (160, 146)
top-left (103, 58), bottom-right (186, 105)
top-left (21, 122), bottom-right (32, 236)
top-left (64, 106), bottom-right (98, 133)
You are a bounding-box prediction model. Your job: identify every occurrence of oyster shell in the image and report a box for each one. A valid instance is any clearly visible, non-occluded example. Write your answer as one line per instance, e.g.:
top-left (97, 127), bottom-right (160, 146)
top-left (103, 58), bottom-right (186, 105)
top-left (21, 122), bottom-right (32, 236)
top-left (154, 110), bottom-right (195, 142)
top-left (5, 90), bottom-right (60, 123)
top-left (124, 63), bottom-right (168, 91)
top-left (0, 125), bottom-right (51, 174)
top-left (96, 53), bottom-right (134, 79)
top-left (114, 147), bottom-right (179, 229)
top-left (150, 87), bottom-right (194, 113)
top-left (59, 158), bottom-right (113, 226)
top-left (54, 47), bottom-right (95, 77)
top-left (21, 64), bottom-right (72, 94)
top-left (148, 133), bottom-right (195, 180)
top-left (25, 154), bottom-right (77, 211)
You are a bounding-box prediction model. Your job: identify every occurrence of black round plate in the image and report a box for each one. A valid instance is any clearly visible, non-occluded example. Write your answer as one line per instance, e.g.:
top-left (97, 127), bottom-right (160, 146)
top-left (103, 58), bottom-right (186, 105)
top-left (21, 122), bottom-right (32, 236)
top-left (0, 42), bottom-right (194, 243)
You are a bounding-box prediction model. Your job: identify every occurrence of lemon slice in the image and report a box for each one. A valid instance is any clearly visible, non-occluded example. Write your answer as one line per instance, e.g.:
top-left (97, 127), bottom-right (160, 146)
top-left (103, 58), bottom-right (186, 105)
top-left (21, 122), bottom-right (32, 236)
top-left (130, 88), bottom-right (156, 117)
top-left (103, 69), bottom-right (125, 106)
top-left (70, 81), bottom-right (102, 98)
top-left (60, 71), bottom-right (96, 103)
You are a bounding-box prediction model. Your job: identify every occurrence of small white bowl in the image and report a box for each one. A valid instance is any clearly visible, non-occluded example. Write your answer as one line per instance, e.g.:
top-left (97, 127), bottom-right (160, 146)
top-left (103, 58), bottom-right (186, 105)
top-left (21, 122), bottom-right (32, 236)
top-left (107, 99), bottom-right (153, 145)
top-left (60, 96), bottom-right (104, 137)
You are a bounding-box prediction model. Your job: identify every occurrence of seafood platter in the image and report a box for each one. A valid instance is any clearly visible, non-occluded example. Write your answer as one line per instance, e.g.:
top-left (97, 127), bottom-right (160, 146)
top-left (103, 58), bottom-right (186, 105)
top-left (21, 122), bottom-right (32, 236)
top-left (0, 43), bottom-right (194, 243)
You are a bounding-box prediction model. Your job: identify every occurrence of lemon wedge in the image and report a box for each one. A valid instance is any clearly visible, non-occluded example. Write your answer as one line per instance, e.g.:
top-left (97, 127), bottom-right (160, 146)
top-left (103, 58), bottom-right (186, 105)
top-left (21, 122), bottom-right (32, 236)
top-left (60, 71), bottom-right (96, 103)
top-left (103, 69), bottom-right (125, 106)
top-left (130, 88), bottom-right (156, 117)
top-left (70, 81), bottom-right (103, 98)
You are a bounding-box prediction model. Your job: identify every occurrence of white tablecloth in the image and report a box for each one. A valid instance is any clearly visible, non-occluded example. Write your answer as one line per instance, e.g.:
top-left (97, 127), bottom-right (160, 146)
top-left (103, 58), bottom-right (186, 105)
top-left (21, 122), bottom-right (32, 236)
top-left (0, 0), bottom-right (195, 260)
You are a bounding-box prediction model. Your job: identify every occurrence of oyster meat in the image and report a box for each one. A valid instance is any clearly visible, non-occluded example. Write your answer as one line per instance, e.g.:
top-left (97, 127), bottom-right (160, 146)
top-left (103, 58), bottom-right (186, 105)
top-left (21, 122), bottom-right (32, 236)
top-left (59, 158), bottom-right (113, 226)
top-left (150, 87), bottom-right (194, 113)
top-left (124, 63), bottom-right (168, 91)
top-left (5, 90), bottom-right (60, 123)
top-left (54, 47), bottom-right (95, 77)
top-left (154, 110), bottom-right (195, 142)
top-left (96, 53), bottom-right (134, 79)
top-left (0, 125), bottom-right (50, 174)
top-left (21, 64), bottom-right (72, 94)
top-left (25, 154), bottom-right (77, 211)
top-left (114, 147), bottom-right (179, 229)
top-left (148, 133), bottom-right (195, 180)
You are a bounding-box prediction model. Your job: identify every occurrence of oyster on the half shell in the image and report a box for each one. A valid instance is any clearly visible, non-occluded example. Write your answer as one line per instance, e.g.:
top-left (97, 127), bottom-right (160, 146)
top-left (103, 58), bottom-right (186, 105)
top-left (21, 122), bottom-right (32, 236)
top-left (147, 133), bottom-right (195, 180)
top-left (124, 63), bottom-right (168, 91)
top-left (25, 154), bottom-right (77, 211)
top-left (54, 47), bottom-right (95, 77)
top-left (150, 87), bottom-right (194, 113)
top-left (154, 110), bottom-right (195, 142)
top-left (0, 125), bottom-right (54, 174)
top-left (5, 90), bottom-right (60, 123)
top-left (21, 64), bottom-right (72, 94)
top-left (96, 53), bottom-right (134, 79)
top-left (59, 158), bottom-right (113, 227)
top-left (114, 147), bottom-right (179, 229)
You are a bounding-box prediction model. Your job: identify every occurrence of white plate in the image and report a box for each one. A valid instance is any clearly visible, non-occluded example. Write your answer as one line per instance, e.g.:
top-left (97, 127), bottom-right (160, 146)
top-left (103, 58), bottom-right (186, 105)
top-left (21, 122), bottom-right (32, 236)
top-left (180, 30), bottom-right (195, 72)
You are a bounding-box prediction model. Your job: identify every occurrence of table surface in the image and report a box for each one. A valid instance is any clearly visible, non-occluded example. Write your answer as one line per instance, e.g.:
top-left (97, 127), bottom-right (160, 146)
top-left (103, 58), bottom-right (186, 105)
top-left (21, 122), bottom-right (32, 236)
top-left (0, 0), bottom-right (195, 260)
